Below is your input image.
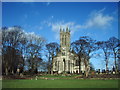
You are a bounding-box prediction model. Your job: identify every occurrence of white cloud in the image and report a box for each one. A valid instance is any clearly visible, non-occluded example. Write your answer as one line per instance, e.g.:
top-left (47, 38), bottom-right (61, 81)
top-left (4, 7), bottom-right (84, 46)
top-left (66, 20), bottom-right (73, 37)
top-left (38, 26), bottom-right (43, 30)
top-left (82, 8), bottom-right (114, 29)
top-left (42, 8), bottom-right (114, 40)
top-left (51, 16), bottom-right (54, 19)
top-left (32, 26), bottom-right (43, 31)
top-left (46, 2), bottom-right (51, 6)
top-left (45, 21), bottom-right (81, 40)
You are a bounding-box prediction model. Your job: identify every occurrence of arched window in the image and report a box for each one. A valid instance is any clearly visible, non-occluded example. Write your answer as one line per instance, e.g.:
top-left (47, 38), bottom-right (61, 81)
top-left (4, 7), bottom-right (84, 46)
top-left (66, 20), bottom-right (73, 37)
top-left (65, 35), bottom-right (66, 45)
top-left (62, 52), bottom-right (65, 56)
top-left (55, 61), bottom-right (57, 66)
top-left (76, 60), bottom-right (79, 66)
top-left (63, 58), bottom-right (66, 71)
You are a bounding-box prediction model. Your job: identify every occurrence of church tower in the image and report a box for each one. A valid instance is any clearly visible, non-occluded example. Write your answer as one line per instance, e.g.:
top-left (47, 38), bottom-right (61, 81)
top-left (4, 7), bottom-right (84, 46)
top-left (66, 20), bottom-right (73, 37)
top-left (53, 27), bottom-right (85, 74)
top-left (60, 27), bottom-right (70, 55)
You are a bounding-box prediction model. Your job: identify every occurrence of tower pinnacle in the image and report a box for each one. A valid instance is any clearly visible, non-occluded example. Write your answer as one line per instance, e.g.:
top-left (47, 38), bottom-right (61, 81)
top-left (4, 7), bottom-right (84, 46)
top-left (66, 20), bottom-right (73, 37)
top-left (60, 27), bottom-right (70, 52)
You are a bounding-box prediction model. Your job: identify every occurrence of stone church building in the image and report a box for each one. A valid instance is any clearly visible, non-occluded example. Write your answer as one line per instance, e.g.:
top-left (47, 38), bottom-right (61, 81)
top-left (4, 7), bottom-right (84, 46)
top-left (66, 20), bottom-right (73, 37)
top-left (53, 27), bottom-right (86, 74)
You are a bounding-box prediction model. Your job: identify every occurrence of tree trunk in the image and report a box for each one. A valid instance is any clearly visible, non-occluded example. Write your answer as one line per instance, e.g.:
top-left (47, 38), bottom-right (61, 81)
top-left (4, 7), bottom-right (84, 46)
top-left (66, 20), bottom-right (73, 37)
top-left (105, 53), bottom-right (109, 73)
top-left (114, 50), bottom-right (117, 74)
top-left (5, 68), bottom-right (8, 75)
top-left (12, 69), bottom-right (14, 74)
top-left (78, 56), bottom-right (81, 74)
top-left (48, 67), bottom-right (51, 74)
top-left (84, 57), bottom-right (90, 78)
top-left (106, 60), bottom-right (108, 74)
top-left (48, 54), bottom-right (51, 74)
top-left (85, 70), bottom-right (89, 77)
top-left (51, 69), bottom-right (53, 74)
top-left (85, 63), bottom-right (90, 77)
top-left (51, 57), bottom-right (53, 75)
top-left (115, 57), bottom-right (117, 74)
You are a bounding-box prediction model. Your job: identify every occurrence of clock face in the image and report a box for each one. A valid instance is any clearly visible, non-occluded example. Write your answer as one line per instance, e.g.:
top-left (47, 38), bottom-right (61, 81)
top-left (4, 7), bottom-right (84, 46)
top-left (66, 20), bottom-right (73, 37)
top-left (62, 47), bottom-right (65, 50)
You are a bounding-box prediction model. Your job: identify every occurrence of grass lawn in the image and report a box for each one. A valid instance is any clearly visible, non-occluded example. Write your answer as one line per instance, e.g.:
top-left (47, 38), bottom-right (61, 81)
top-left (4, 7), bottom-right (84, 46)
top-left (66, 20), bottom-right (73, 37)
top-left (2, 79), bottom-right (119, 88)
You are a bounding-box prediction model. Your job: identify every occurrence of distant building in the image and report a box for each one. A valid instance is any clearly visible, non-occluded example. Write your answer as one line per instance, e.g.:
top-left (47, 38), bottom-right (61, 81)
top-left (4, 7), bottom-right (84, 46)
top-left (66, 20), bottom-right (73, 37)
top-left (53, 27), bottom-right (86, 74)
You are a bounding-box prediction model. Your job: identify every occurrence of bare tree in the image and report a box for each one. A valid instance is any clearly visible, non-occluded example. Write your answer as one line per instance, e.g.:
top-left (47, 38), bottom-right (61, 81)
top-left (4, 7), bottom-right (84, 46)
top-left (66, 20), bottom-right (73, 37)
top-left (117, 49), bottom-right (120, 72)
top-left (96, 41), bottom-right (111, 73)
top-left (71, 38), bottom-right (86, 74)
top-left (46, 42), bottom-right (60, 74)
top-left (2, 26), bottom-right (24, 75)
top-left (71, 36), bottom-right (97, 77)
top-left (2, 26), bottom-right (46, 75)
top-left (108, 37), bottom-right (120, 73)
top-left (25, 32), bottom-right (46, 74)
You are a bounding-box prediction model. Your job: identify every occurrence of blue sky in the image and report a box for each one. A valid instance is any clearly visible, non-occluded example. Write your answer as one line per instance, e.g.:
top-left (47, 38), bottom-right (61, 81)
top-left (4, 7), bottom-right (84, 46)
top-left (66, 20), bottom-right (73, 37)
top-left (2, 2), bottom-right (118, 70)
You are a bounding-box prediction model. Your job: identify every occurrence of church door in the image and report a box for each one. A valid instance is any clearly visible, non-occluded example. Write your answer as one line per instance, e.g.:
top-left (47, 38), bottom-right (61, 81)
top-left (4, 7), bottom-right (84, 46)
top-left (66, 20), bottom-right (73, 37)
top-left (63, 59), bottom-right (66, 72)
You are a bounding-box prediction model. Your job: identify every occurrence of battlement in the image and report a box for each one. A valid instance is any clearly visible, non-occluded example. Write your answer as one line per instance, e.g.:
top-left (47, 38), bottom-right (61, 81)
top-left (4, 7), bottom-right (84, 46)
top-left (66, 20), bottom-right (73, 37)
top-left (60, 27), bottom-right (70, 33)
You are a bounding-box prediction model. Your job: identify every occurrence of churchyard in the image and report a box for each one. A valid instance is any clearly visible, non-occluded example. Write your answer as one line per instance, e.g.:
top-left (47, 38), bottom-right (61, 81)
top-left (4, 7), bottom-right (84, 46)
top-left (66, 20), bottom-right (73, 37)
top-left (1, 2), bottom-right (120, 89)
top-left (2, 74), bottom-right (119, 88)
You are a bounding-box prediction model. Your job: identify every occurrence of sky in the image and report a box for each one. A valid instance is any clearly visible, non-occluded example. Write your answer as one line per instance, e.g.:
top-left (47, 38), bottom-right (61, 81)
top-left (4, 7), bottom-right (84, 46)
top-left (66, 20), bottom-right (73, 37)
top-left (2, 2), bottom-right (118, 70)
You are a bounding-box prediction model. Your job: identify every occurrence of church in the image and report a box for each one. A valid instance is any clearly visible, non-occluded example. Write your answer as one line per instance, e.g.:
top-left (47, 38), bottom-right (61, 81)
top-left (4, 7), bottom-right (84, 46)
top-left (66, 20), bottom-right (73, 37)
top-left (53, 27), bottom-right (86, 74)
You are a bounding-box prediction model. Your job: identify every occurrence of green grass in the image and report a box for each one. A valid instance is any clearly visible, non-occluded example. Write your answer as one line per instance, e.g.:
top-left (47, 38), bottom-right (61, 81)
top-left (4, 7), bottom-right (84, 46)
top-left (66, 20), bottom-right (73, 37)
top-left (2, 79), bottom-right (119, 88)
